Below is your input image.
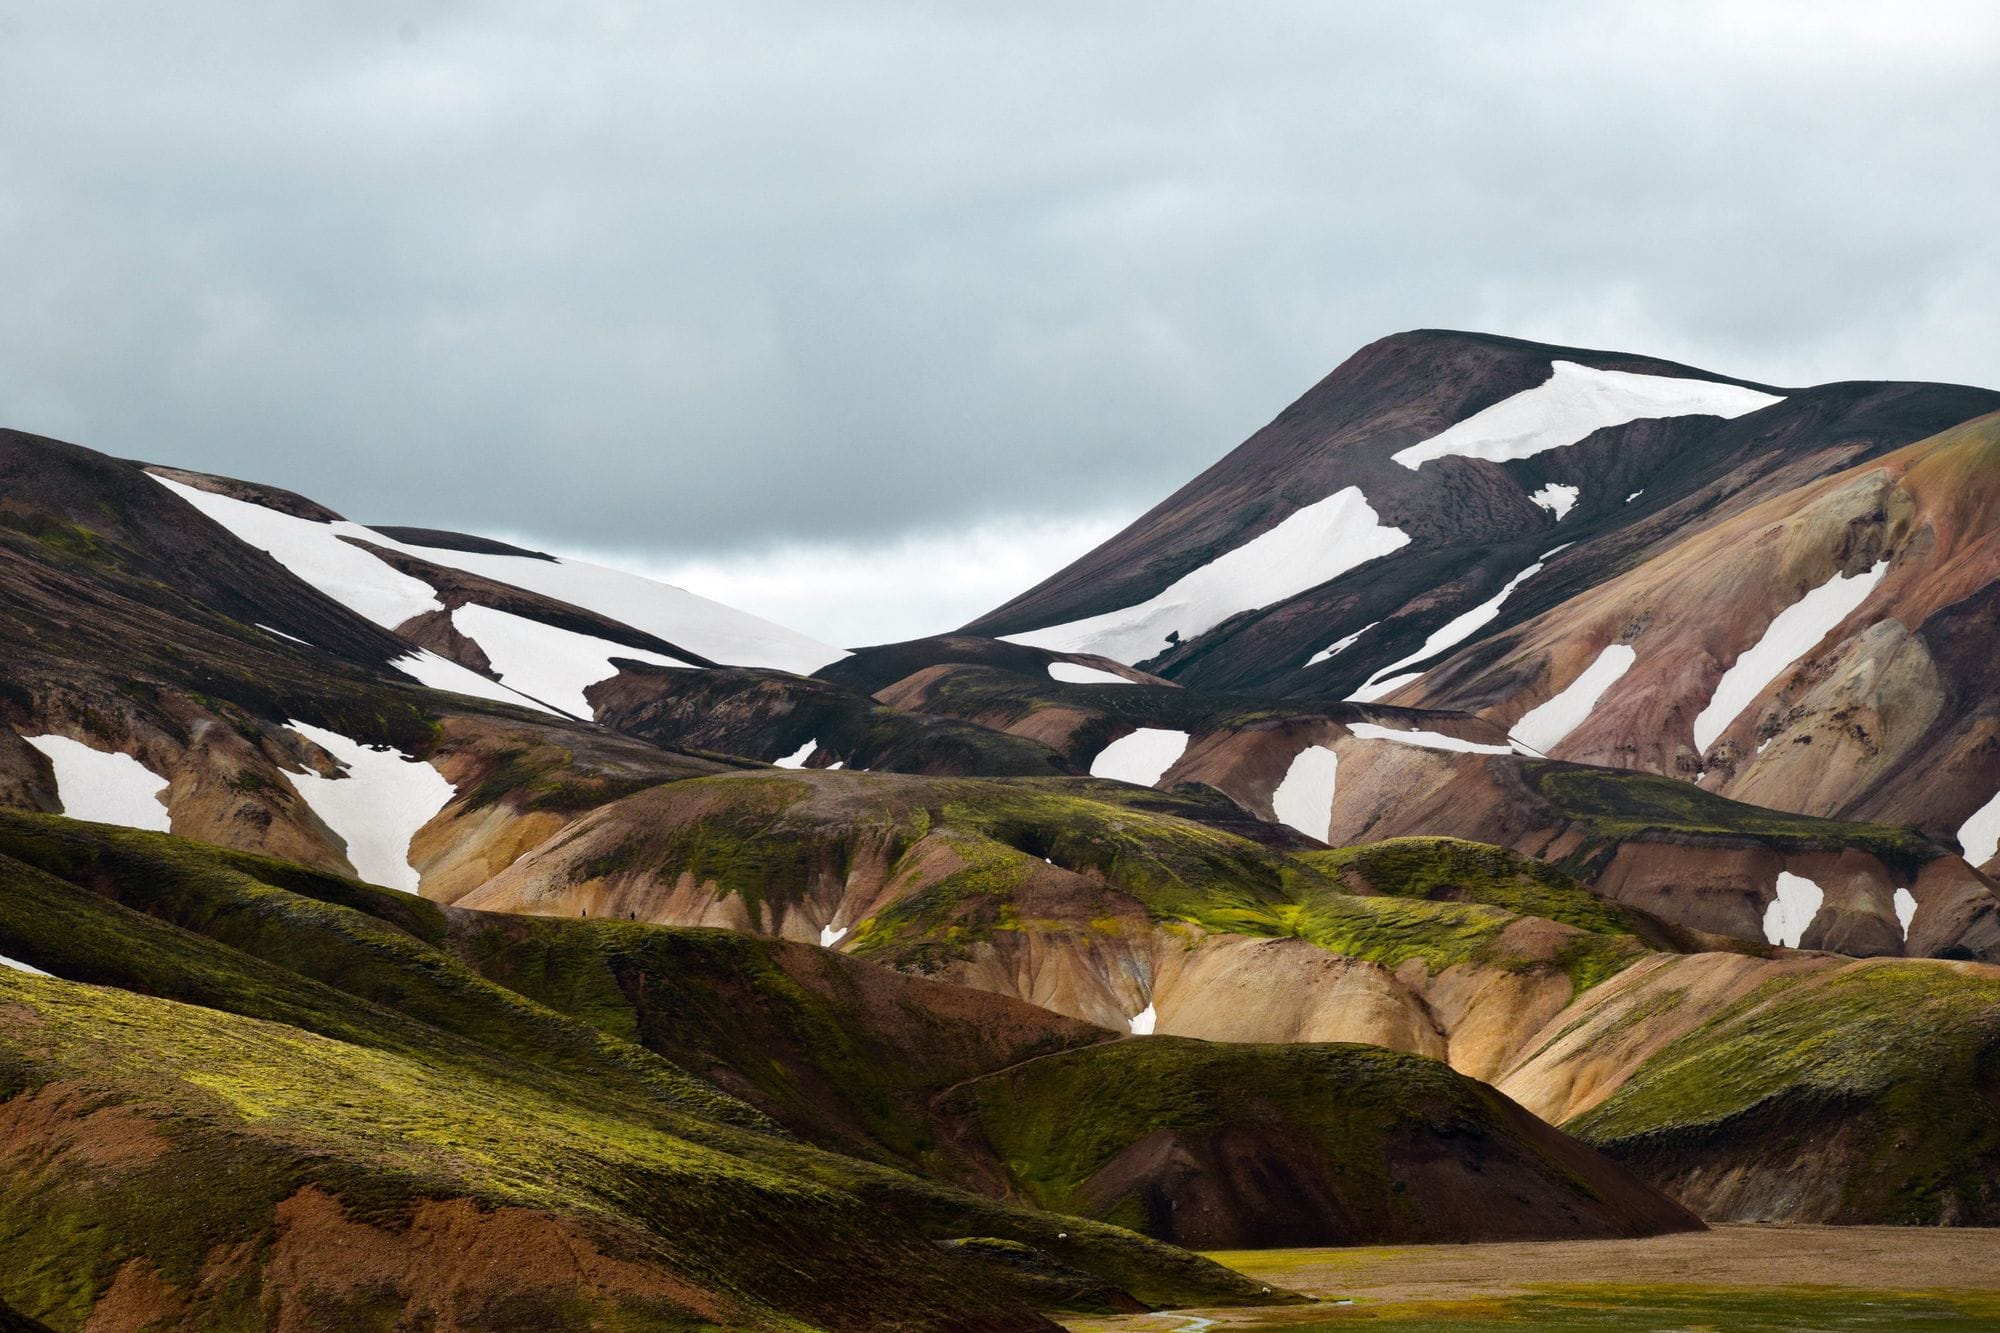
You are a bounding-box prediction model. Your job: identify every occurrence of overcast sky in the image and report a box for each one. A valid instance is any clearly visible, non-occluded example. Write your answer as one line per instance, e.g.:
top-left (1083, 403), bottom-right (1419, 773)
top-left (3, 3), bottom-right (1997, 643)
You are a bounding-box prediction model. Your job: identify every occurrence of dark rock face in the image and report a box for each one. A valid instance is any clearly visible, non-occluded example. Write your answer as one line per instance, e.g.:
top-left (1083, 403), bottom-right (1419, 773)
top-left (965, 331), bottom-right (1998, 703)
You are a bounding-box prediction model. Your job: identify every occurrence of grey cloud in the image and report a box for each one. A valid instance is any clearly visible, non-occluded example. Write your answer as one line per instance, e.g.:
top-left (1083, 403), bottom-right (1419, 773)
top-left (0, 1), bottom-right (1995, 559)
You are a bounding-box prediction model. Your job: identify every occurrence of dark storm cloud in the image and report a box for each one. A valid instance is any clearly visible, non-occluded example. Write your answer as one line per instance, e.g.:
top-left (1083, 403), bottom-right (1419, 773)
top-left (1, 1), bottom-right (1995, 559)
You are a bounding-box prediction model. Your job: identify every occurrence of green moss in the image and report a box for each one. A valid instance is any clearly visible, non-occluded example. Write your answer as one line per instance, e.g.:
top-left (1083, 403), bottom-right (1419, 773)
top-left (1534, 765), bottom-right (1937, 875)
top-left (937, 1037), bottom-right (1621, 1246)
top-left (1568, 961), bottom-right (2000, 1221)
top-left (1302, 836), bottom-right (1636, 936)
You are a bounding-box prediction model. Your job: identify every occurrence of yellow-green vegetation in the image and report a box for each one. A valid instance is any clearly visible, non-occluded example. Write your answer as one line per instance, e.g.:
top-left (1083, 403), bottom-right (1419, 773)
top-left (1304, 836), bottom-right (1634, 934)
top-left (943, 1039), bottom-right (1465, 1237)
top-left (1535, 765), bottom-right (1937, 875)
top-left (0, 814), bottom-right (1281, 1328)
top-left (455, 913), bottom-right (1106, 1173)
top-left (935, 1037), bottom-right (1686, 1248)
top-left (1568, 961), bottom-right (2000, 1222)
top-left (606, 775), bottom-right (1644, 996)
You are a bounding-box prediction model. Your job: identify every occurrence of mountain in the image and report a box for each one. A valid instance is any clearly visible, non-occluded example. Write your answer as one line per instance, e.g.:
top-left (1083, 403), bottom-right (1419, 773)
top-left (4, 328), bottom-right (2000, 1326)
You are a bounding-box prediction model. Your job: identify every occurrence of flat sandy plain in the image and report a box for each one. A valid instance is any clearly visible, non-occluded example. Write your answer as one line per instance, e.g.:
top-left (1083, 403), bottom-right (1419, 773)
top-left (1062, 1225), bottom-right (2000, 1331)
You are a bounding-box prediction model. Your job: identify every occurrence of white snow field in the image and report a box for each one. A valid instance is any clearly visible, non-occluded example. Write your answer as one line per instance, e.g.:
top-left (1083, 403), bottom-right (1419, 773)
top-left (284, 721), bottom-right (455, 893)
top-left (819, 923), bottom-right (848, 948)
top-left (1691, 560), bottom-right (1890, 752)
top-left (1762, 871), bottom-right (1824, 948)
top-left (1956, 787), bottom-right (2000, 867)
top-left (1346, 722), bottom-right (1515, 755)
top-left (1047, 661), bottom-right (1136, 685)
top-left (450, 604), bottom-right (688, 718)
top-left (1529, 482), bottom-right (1580, 520)
top-left (774, 739), bottom-right (817, 769)
top-left (1509, 644), bottom-right (1638, 754)
top-left (1390, 361), bottom-right (1783, 470)
top-left (1089, 728), bottom-right (1191, 786)
top-left (1625, 489), bottom-right (1645, 503)
top-left (388, 649), bottom-right (560, 715)
top-left (24, 735), bottom-right (171, 831)
top-left (0, 955), bottom-right (50, 977)
top-left (1894, 887), bottom-right (1919, 941)
top-left (1346, 557), bottom-right (1548, 703)
top-left (1127, 1002), bottom-right (1158, 1036)
top-left (1005, 488), bottom-right (1410, 664)
top-left (1306, 621), bottom-right (1379, 667)
top-left (152, 473), bottom-right (844, 674)
top-left (1270, 745), bottom-right (1340, 842)
top-left (154, 476), bottom-right (446, 627)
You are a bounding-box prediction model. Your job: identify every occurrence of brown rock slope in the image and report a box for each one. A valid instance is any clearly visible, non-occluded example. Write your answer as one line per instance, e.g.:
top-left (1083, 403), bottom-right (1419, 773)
top-left (1395, 411), bottom-right (2000, 868)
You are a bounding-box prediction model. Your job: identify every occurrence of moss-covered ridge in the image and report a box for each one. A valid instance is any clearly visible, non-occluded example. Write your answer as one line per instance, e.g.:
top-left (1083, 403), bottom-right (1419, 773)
top-left (935, 1037), bottom-right (1700, 1248)
top-left (529, 772), bottom-right (1649, 997)
top-left (1532, 765), bottom-right (1940, 876)
top-left (1567, 959), bottom-right (2000, 1223)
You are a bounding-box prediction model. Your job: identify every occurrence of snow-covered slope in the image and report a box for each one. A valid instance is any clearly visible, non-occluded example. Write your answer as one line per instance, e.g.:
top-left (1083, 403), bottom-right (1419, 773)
top-left (1004, 487), bottom-right (1409, 663)
top-left (152, 473), bottom-right (846, 696)
top-left (284, 721), bottom-right (455, 892)
top-left (449, 604), bottom-right (690, 717)
top-left (1390, 360), bottom-right (1782, 470)
top-left (1690, 560), bottom-right (1889, 752)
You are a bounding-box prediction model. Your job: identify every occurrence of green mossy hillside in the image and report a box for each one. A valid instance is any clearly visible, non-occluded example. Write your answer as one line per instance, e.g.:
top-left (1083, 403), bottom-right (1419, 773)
top-left (0, 814), bottom-right (1280, 1327)
top-left (1533, 765), bottom-right (1939, 876)
top-left (454, 913), bottom-right (1111, 1174)
top-left (935, 1037), bottom-right (1698, 1248)
top-left (1568, 960), bottom-right (2000, 1223)
top-left (561, 774), bottom-right (1645, 995)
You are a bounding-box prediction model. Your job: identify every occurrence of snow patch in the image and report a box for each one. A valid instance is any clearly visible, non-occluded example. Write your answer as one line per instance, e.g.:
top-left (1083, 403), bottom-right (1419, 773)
top-left (1344, 671), bottom-right (1423, 704)
top-left (1390, 361), bottom-right (1783, 470)
top-left (1529, 483), bottom-right (1580, 520)
top-left (775, 739), bottom-right (816, 769)
top-left (1346, 557), bottom-right (1547, 702)
top-left (451, 604), bottom-right (690, 718)
top-left (1762, 871), bottom-right (1824, 948)
top-left (284, 721), bottom-right (455, 893)
top-left (24, 736), bottom-right (171, 831)
top-left (1270, 745), bottom-right (1339, 843)
top-left (1692, 560), bottom-right (1890, 752)
top-left (1626, 489), bottom-right (1645, 503)
top-left (819, 923), bottom-right (848, 948)
top-left (1509, 644), bottom-right (1638, 754)
top-left (1306, 621), bottom-right (1379, 667)
top-left (1893, 888), bottom-right (1918, 941)
top-left (257, 623), bottom-right (310, 645)
top-left (1127, 1003), bottom-right (1157, 1036)
top-left (0, 954), bottom-right (50, 977)
top-left (1957, 787), bottom-right (2000, 867)
top-left (1347, 722), bottom-right (1515, 755)
top-left (389, 649), bottom-right (562, 715)
top-left (1047, 661), bottom-right (1135, 686)
top-left (1089, 728), bottom-right (1190, 787)
top-left (1004, 488), bottom-right (1409, 664)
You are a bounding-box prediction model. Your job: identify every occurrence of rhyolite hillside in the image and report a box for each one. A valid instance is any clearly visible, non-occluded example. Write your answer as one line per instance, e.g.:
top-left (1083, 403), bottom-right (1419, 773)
top-left (4, 330), bottom-right (2000, 1327)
